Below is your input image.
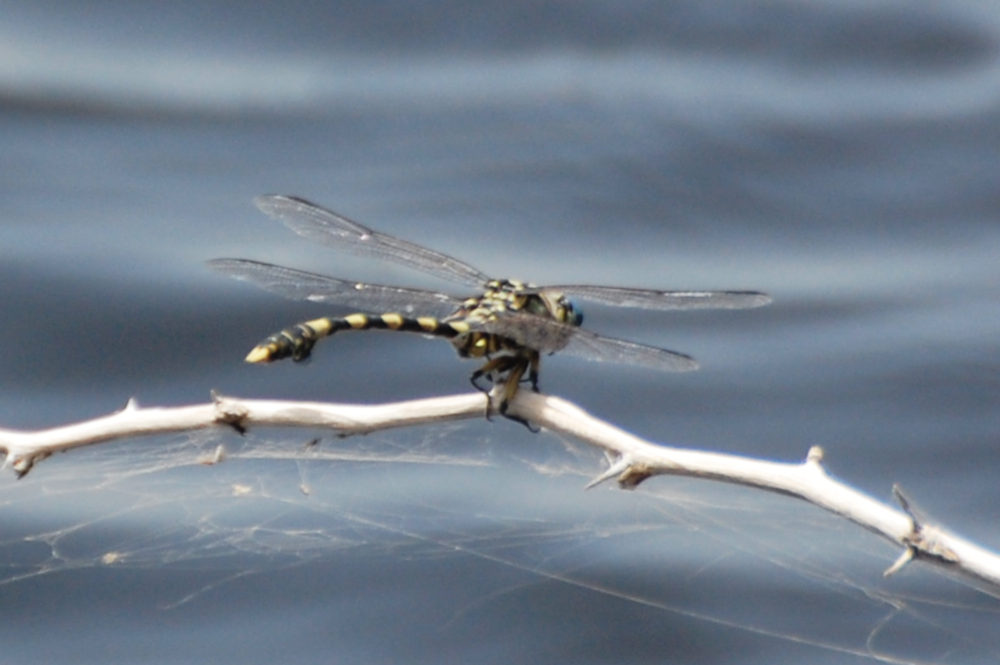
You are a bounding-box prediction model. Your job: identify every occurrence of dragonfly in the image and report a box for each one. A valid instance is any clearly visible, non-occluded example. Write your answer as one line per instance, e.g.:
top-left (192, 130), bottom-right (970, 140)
top-left (209, 195), bottom-right (770, 417)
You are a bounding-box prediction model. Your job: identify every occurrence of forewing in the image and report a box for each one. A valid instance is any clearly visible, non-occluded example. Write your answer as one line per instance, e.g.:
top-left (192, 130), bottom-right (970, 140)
top-left (208, 258), bottom-right (463, 317)
top-left (253, 195), bottom-right (490, 287)
top-left (472, 314), bottom-right (698, 372)
top-left (548, 285), bottom-right (771, 310)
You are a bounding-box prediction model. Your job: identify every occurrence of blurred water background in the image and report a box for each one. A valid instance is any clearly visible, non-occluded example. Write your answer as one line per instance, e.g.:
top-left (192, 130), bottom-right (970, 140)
top-left (1, 2), bottom-right (999, 663)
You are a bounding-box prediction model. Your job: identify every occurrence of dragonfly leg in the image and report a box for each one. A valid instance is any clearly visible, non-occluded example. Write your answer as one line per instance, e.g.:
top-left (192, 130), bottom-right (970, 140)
top-left (497, 358), bottom-right (526, 414)
top-left (470, 355), bottom-right (519, 393)
top-left (470, 355), bottom-right (538, 430)
top-left (487, 357), bottom-right (538, 432)
top-left (470, 356), bottom-right (504, 421)
top-left (526, 351), bottom-right (541, 392)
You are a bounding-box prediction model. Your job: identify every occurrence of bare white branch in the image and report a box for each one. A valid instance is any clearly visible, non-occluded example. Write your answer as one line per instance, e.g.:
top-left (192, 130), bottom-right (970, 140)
top-left (1, 388), bottom-right (998, 595)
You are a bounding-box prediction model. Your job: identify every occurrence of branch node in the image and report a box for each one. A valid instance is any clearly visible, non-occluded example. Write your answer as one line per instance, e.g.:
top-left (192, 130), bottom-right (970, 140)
top-left (122, 397), bottom-right (140, 412)
top-left (806, 445), bottom-right (824, 464)
top-left (890, 484), bottom-right (960, 571)
top-left (585, 454), bottom-right (653, 490)
top-left (12, 451), bottom-right (50, 479)
top-left (212, 392), bottom-right (249, 434)
top-left (617, 462), bottom-right (654, 489)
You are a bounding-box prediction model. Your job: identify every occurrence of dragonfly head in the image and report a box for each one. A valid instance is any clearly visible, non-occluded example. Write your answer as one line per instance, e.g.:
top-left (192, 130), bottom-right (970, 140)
top-left (539, 290), bottom-right (582, 327)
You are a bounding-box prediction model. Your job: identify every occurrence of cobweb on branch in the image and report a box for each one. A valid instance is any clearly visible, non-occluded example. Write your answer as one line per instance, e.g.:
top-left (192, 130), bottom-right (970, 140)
top-left (0, 423), bottom-right (997, 664)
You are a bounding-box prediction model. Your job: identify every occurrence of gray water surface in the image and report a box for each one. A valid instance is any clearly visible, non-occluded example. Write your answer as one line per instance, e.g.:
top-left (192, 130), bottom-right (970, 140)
top-left (1, 2), bottom-right (998, 663)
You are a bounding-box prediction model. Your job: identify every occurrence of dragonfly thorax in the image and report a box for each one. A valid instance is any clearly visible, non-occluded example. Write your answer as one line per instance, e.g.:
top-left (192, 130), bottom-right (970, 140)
top-left (444, 278), bottom-right (583, 360)
top-left (470, 279), bottom-right (582, 325)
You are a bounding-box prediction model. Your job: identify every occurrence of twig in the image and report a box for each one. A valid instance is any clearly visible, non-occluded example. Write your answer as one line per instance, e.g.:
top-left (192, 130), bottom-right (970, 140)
top-left (0, 389), bottom-right (997, 594)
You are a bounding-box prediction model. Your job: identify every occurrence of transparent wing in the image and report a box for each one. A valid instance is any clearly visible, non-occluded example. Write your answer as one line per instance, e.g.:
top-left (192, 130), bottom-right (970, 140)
top-left (473, 314), bottom-right (698, 372)
top-left (544, 285), bottom-right (772, 310)
top-left (208, 258), bottom-right (464, 317)
top-left (557, 327), bottom-right (698, 371)
top-left (253, 195), bottom-right (491, 287)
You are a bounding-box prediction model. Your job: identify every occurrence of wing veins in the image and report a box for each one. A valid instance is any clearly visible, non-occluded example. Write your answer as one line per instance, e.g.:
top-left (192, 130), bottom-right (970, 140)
top-left (472, 314), bottom-right (698, 372)
top-left (545, 285), bottom-right (771, 310)
top-left (208, 258), bottom-right (463, 316)
top-left (253, 195), bottom-right (490, 287)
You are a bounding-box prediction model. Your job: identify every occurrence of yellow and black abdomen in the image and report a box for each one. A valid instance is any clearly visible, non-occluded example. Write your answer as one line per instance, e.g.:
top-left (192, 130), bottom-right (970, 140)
top-left (244, 312), bottom-right (472, 363)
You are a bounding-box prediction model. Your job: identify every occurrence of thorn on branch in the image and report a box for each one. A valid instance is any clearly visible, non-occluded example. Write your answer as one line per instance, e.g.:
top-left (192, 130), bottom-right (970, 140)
top-left (885, 484), bottom-right (960, 577)
top-left (586, 455), bottom-right (631, 489)
top-left (11, 451), bottom-right (51, 479)
top-left (586, 455), bottom-right (653, 490)
top-left (884, 546), bottom-right (914, 577)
